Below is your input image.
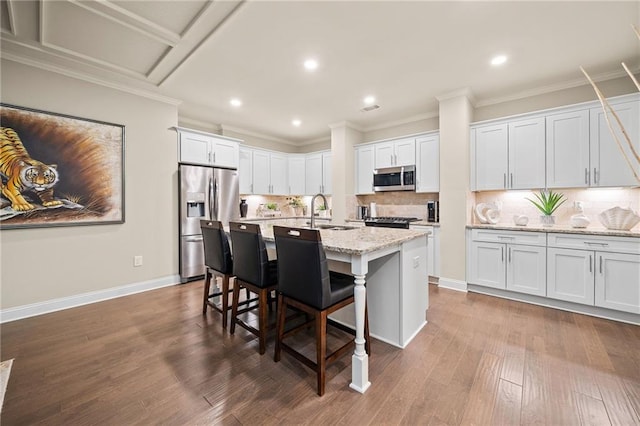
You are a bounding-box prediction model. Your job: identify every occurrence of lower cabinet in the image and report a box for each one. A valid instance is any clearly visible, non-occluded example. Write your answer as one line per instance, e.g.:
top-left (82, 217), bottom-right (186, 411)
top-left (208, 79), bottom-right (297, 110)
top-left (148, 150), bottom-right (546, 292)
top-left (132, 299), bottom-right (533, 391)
top-left (410, 225), bottom-right (440, 278)
top-left (468, 230), bottom-right (546, 297)
top-left (547, 247), bottom-right (595, 305)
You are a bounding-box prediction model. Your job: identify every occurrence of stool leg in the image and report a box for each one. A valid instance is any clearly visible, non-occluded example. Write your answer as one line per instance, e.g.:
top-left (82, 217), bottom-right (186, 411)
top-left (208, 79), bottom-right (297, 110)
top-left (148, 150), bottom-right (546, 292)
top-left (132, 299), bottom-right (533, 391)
top-left (221, 275), bottom-right (230, 329)
top-left (202, 270), bottom-right (212, 315)
top-left (274, 293), bottom-right (286, 362)
top-left (230, 279), bottom-right (241, 334)
top-left (258, 289), bottom-right (268, 355)
top-left (316, 310), bottom-right (327, 396)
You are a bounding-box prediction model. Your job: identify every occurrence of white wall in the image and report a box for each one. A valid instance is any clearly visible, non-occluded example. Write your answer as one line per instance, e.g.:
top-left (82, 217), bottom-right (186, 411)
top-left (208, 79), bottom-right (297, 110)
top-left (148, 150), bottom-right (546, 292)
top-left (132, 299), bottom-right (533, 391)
top-left (0, 60), bottom-right (179, 311)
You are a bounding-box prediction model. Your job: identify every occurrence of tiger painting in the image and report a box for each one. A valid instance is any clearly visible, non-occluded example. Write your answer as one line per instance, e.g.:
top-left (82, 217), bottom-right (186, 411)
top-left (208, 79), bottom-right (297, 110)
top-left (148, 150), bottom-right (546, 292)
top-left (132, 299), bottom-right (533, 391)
top-left (0, 127), bottom-right (62, 211)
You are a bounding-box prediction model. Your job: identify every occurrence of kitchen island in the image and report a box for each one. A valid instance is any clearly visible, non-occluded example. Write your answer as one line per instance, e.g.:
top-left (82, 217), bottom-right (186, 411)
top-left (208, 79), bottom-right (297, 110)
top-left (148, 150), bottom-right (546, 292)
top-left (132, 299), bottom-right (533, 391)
top-left (252, 219), bottom-right (430, 394)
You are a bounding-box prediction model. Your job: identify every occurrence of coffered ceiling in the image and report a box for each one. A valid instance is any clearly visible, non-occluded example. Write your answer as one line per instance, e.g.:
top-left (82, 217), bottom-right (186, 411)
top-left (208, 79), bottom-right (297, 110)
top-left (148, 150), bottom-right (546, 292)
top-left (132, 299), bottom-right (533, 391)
top-left (1, 1), bottom-right (639, 144)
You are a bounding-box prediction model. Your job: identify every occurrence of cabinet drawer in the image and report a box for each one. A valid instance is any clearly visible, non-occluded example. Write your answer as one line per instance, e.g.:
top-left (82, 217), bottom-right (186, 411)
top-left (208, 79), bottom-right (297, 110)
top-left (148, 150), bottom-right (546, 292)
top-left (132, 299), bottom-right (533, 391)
top-left (548, 233), bottom-right (640, 255)
top-left (471, 229), bottom-right (546, 246)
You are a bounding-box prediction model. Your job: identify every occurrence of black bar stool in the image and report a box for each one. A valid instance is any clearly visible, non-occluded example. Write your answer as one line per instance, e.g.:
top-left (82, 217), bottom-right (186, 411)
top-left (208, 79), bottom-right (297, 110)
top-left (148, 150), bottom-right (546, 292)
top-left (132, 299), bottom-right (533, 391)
top-left (200, 220), bottom-right (234, 329)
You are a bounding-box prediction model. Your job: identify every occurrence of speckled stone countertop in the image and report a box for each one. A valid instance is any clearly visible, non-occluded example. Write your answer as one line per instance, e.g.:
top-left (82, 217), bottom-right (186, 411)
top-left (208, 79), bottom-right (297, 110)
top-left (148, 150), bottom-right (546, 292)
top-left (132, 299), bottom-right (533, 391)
top-left (345, 219), bottom-right (440, 227)
top-left (242, 218), bottom-right (429, 255)
top-left (468, 223), bottom-right (640, 238)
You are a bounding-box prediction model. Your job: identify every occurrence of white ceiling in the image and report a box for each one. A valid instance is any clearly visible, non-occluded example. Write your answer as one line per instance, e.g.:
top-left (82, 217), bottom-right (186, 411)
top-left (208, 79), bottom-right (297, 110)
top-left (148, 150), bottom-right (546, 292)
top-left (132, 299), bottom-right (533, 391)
top-left (1, 1), bottom-right (639, 145)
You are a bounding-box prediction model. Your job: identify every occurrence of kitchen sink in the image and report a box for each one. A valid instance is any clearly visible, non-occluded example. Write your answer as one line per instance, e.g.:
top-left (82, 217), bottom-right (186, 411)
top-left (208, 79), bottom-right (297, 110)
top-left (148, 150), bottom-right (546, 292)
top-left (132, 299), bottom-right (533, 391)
top-left (315, 224), bottom-right (358, 231)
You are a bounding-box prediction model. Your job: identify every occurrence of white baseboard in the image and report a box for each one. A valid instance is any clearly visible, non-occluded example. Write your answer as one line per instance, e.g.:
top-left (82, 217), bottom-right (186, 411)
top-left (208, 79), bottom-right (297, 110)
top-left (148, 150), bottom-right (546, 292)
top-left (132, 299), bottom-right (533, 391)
top-left (437, 277), bottom-right (468, 292)
top-left (0, 275), bottom-right (180, 323)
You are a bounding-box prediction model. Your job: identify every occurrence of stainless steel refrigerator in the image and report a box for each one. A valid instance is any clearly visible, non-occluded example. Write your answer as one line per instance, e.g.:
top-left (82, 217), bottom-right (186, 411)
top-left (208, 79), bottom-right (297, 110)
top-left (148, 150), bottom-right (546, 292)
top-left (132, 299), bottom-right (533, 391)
top-left (179, 163), bottom-right (239, 282)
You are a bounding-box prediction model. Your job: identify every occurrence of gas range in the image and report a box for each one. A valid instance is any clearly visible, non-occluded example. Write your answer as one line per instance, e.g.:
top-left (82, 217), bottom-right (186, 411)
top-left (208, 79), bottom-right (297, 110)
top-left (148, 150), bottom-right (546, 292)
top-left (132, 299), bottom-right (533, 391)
top-left (364, 216), bottom-right (419, 229)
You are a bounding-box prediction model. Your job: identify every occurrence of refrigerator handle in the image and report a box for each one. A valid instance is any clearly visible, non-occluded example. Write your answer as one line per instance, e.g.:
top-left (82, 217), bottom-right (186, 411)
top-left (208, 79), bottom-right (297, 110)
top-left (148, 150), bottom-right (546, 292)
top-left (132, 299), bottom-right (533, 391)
top-left (213, 179), bottom-right (220, 220)
top-left (208, 176), bottom-right (214, 219)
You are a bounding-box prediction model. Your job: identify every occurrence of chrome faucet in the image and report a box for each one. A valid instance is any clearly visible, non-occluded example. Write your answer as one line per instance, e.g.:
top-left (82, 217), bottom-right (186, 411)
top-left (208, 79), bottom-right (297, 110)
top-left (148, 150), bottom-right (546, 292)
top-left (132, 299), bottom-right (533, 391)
top-left (310, 193), bottom-right (328, 229)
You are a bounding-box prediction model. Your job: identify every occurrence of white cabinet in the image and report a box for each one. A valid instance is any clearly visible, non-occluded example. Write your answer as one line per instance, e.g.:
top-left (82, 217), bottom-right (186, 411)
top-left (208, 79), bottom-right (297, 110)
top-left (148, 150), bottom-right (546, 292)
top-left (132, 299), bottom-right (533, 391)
top-left (287, 155), bottom-right (306, 195)
top-left (251, 150), bottom-right (287, 195)
top-left (547, 233), bottom-right (640, 313)
top-left (239, 147), bottom-right (253, 194)
top-left (471, 118), bottom-right (545, 191)
top-left (468, 229), bottom-right (547, 297)
top-left (178, 129), bottom-right (240, 169)
top-left (411, 224), bottom-right (440, 277)
top-left (546, 109), bottom-right (590, 188)
top-left (305, 151), bottom-right (331, 194)
top-left (416, 134), bottom-right (439, 193)
top-left (355, 145), bottom-right (375, 195)
top-left (374, 138), bottom-right (415, 168)
top-left (590, 100), bottom-right (640, 187)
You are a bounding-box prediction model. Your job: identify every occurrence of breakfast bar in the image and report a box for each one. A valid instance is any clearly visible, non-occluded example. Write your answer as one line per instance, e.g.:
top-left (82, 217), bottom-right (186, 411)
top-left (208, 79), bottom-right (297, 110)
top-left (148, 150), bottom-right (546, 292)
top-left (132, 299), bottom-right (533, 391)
top-left (255, 219), bottom-right (430, 393)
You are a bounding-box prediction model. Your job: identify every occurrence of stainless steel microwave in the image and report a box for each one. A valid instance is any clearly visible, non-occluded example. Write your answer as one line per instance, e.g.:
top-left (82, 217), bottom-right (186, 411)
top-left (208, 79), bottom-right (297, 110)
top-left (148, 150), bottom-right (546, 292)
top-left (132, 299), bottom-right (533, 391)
top-left (373, 165), bottom-right (416, 191)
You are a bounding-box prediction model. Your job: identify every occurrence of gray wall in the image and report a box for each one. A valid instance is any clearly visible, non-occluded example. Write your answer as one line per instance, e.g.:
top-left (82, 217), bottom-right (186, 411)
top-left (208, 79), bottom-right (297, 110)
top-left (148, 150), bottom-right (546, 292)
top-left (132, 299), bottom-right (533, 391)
top-left (1, 60), bottom-right (179, 309)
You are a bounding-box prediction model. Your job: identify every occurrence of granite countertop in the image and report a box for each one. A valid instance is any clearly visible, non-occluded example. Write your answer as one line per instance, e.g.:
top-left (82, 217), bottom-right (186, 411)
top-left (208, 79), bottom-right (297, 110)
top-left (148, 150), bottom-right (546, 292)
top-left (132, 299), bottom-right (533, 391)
top-left (245, 218), bottom-right (430, 255)
top-left (345, 219), bottom-right (440, 227)
top-left (468, 223), bottom-right (640, 238)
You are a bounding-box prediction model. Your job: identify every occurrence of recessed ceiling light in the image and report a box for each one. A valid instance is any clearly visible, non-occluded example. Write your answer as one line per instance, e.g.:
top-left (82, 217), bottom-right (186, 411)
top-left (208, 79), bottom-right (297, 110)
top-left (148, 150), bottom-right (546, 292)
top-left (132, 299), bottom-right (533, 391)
top-left (230, 98), bottom-right (242, 107)
top-left (292, 119), bottom-right (302, 127)
top-left (491, 55), bottom-right (507, 66)
top-left (304, 59), bottom-right (318, 71)
top-left (363, 95), bottom-right (376, 105)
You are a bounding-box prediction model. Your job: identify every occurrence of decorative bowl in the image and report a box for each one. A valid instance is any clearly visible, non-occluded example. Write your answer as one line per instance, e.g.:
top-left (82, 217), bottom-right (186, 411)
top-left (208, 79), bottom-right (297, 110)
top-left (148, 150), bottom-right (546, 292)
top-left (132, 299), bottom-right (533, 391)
top-left (513, 215), bottom-right (529, 226)
top-left (598, 207), bottom-right (640, 231)
top-left (570, 214), bottom-right (590, 229)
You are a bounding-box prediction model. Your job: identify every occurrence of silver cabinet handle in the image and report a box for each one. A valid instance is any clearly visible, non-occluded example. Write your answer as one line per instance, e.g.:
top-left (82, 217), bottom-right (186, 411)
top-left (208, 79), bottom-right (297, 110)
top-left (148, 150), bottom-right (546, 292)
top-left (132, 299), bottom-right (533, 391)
top-left (503, 173), bottom-right (507, 189)
top-left (508, 247), bottom-right (511, 263)
top-left (599, 255), bottom-right (603, 274)
top-left (250, 183), bottom-right (253, 193)
top-left (593, 168), bottom-right (598, 184)
top-left (510, 173), bottom-right (513, 188)
top-left (498, 236), bottom-right (515, 239)
top-left (589, 255), bottom-right (593, 273)
top-left (584, 242), bottom-right (609, 247)
top-left (501, 246), bottom-right (504, 262)
top-left (585, 168), bottom-right (589, 184)
top-left (213, 152), bottom-right (216, 164)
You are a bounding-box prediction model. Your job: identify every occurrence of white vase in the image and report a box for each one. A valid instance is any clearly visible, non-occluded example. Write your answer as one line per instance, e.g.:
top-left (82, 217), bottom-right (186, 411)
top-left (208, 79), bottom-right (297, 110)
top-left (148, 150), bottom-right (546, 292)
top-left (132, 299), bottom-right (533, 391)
top-left (540, 215), bottom-right (555, 227)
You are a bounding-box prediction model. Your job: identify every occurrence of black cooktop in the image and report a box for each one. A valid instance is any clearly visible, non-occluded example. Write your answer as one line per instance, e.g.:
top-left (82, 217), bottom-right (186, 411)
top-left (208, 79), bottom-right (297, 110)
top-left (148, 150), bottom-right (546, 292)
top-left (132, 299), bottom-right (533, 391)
top-left (364, 217), bottom-right (419, 229)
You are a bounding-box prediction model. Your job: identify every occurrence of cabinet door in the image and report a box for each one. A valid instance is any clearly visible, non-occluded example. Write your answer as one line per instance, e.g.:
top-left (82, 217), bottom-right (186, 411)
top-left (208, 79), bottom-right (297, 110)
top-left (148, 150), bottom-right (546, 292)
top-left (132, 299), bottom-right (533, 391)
top-left (506, 244), bottom-right (546, 296)
top-left (238, 147), bottom-right (253, 194)
top-left (269, 153), bottom-right (288, 195)
top-left (416, 135), bottom-right (439, 193)
top-left (322, 151), bottom-right (332, 194)
top-left (472, 124), bottom-right (508, 190)
top-left (590, 100), bottom-right (640, 187)
top-left (305, 153), bottom-right (323, 195)
top-left (508, 117), bottom-right (545, 189)
top-left (180, 132), bottom-right (211, 165)
top-left (595, 252), bottom-right (640, 314)
top-left (355, 145), bottom-right (375, 194)
top-left (374, 142), bottom-right (395, 168)
top-left (546, 110), bottom-right (590, 188)
top-left (547, 247), bottom-right (594, 305)
top-left (394, 138), bottom-right (416, 166)
top-left (288, 156), bottom-right (306, 195)
top-left (211, 138), bottom-right (239, 168)
top-left (469, 241), bottom-right (506, 289)
top-left (252, 150), bottom-right (270, 194)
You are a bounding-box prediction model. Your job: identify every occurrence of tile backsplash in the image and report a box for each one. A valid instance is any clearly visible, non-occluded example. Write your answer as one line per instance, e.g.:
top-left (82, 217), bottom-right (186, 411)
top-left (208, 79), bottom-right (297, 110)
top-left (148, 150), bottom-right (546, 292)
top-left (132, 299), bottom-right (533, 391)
top-left (351, 192), bottom-right (439, 220)
top-left (474, 188), bottom-right (640, 228)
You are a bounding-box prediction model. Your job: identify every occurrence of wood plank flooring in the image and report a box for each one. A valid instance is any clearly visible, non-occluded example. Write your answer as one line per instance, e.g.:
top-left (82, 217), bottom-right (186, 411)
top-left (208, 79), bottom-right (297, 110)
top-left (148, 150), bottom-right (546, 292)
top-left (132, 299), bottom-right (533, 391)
top-left (1, 282), bottom-right (639, 425)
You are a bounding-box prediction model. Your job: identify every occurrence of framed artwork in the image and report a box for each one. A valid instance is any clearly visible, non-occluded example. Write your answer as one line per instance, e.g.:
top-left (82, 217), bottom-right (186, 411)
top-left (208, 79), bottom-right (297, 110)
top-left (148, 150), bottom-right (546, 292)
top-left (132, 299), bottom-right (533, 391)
top-left (0, 104), bottom-right (125, 229)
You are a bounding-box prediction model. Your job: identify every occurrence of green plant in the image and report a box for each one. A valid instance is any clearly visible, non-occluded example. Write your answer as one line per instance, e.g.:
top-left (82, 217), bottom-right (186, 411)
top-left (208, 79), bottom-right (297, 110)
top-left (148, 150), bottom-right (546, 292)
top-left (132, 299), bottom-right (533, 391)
top-left (526, 190), bottom-right (566, 216)
top-left (266, 202), bottom-right (278, 210)
top-left (316, 203), bottom-right (327, 211)
top-left (287, 196), bottom-right (304, 207)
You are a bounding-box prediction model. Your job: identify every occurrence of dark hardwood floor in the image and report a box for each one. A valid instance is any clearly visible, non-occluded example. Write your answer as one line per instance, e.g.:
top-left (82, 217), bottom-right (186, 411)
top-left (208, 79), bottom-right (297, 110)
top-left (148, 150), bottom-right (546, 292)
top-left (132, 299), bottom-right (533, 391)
top-left (1, 281), bottom-right (639, 425)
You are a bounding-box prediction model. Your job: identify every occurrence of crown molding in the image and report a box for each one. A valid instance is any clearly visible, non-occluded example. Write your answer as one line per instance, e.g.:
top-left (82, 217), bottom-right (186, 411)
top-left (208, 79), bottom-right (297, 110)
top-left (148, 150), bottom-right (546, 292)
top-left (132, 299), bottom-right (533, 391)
top-left (177, 117), bottom-right (222, 134)
top-left (328, 121), bottom-right (365, 132)
top-left (4, 0), bottom-right (16, 36)
top-left (298, 135), bottom-right (331, 146)
top-left (1, 53), bottom-right (182, 106)
top-left (475, 68), bottom-right (638, 108)
top-left (220, 124), bottom-right (298, 146)
top-left (436, 87), bottom-right (477, 105)
top-left (362, 110), bottom-right (439, 132)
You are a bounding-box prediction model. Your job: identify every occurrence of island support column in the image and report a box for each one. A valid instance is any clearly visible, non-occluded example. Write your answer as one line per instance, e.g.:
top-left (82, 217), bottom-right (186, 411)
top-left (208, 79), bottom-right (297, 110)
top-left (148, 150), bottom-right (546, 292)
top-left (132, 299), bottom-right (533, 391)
top-left (349, 255), bottom-right (371, 393)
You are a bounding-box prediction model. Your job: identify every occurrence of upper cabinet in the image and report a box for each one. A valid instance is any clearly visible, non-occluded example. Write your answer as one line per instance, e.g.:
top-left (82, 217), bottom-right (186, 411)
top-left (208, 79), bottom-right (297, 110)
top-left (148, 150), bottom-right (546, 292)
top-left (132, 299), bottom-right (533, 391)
top-left (287, 155), bottom-right (306, 195)
top-left (471, 117), bottom-right (545, 191)
top-left (177, 128), bottom-right (240, 169)
top-left (306, 151), bottom-right (332, 195)
top-left (355, 145), bottom-right (375, 195)
top-left (251, 150), bottom-right (288, 195)
top-left (374, 138), bottom-right (416, 168)
top-left (472, 93), bottom-right (640, 191)
top-left (416, 134), bottom-right (440, 193)
top-left (238, 147), bottom-right (253, 194)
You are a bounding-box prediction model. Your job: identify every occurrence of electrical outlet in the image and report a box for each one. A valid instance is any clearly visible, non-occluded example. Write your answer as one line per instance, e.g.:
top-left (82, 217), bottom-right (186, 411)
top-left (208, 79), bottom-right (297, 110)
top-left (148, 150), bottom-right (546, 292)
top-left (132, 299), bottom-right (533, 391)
top-left (134, 255), bottom-right (143, 267)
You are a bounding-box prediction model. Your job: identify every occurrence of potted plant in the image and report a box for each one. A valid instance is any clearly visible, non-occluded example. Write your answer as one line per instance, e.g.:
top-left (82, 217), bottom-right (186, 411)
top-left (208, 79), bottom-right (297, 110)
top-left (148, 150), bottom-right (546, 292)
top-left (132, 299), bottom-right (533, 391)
top-left (526, 190), bottom-right (566, 226)
top-left (287, 196), bottom-right (305, 216)
top-left (316, 203), bottom-right (329, 218)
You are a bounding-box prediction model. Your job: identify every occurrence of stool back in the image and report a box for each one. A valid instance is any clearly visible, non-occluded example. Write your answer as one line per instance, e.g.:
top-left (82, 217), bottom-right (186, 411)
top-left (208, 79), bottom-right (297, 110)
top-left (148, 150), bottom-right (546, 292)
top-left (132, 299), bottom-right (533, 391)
top-left (229, 222), bottom-right (273, 288)
top-left (200, 220), bottom-right (233, 275)
top-left (273, 226), bottom-right (331, 309)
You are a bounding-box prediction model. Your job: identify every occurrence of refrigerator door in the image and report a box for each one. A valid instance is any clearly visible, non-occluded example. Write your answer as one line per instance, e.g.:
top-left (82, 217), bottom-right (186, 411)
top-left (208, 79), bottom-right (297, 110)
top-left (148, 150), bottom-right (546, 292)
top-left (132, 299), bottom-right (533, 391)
top-left (212, 167), bottom-right (240, 225)
top-left (180, 234), bottom-right (205, 282)
top-left (179, 164), bottom-right (213, 237)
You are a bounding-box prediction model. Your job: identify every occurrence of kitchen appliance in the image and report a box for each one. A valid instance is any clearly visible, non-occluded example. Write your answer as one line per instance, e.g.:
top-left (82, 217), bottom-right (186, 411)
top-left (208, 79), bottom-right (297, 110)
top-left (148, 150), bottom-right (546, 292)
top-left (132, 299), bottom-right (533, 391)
top-left (364, 216), bottom-right (419, 229)
top-left (179, 163), bottom-right (240, 282)
top-left (373, 165), bottom-right (416, 192)
top-left (356, 205), bottom-right (369, 220)
top-left (369, 202), bottom-right (377, 217)
top-left (427, 201), bottom-right (439, 223)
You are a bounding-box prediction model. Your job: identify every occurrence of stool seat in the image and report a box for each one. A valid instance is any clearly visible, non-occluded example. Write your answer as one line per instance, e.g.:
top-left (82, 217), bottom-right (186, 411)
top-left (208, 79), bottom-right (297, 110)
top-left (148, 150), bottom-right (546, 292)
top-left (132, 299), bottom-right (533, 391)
top-left (200, 220), bottom-right (234, 329)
